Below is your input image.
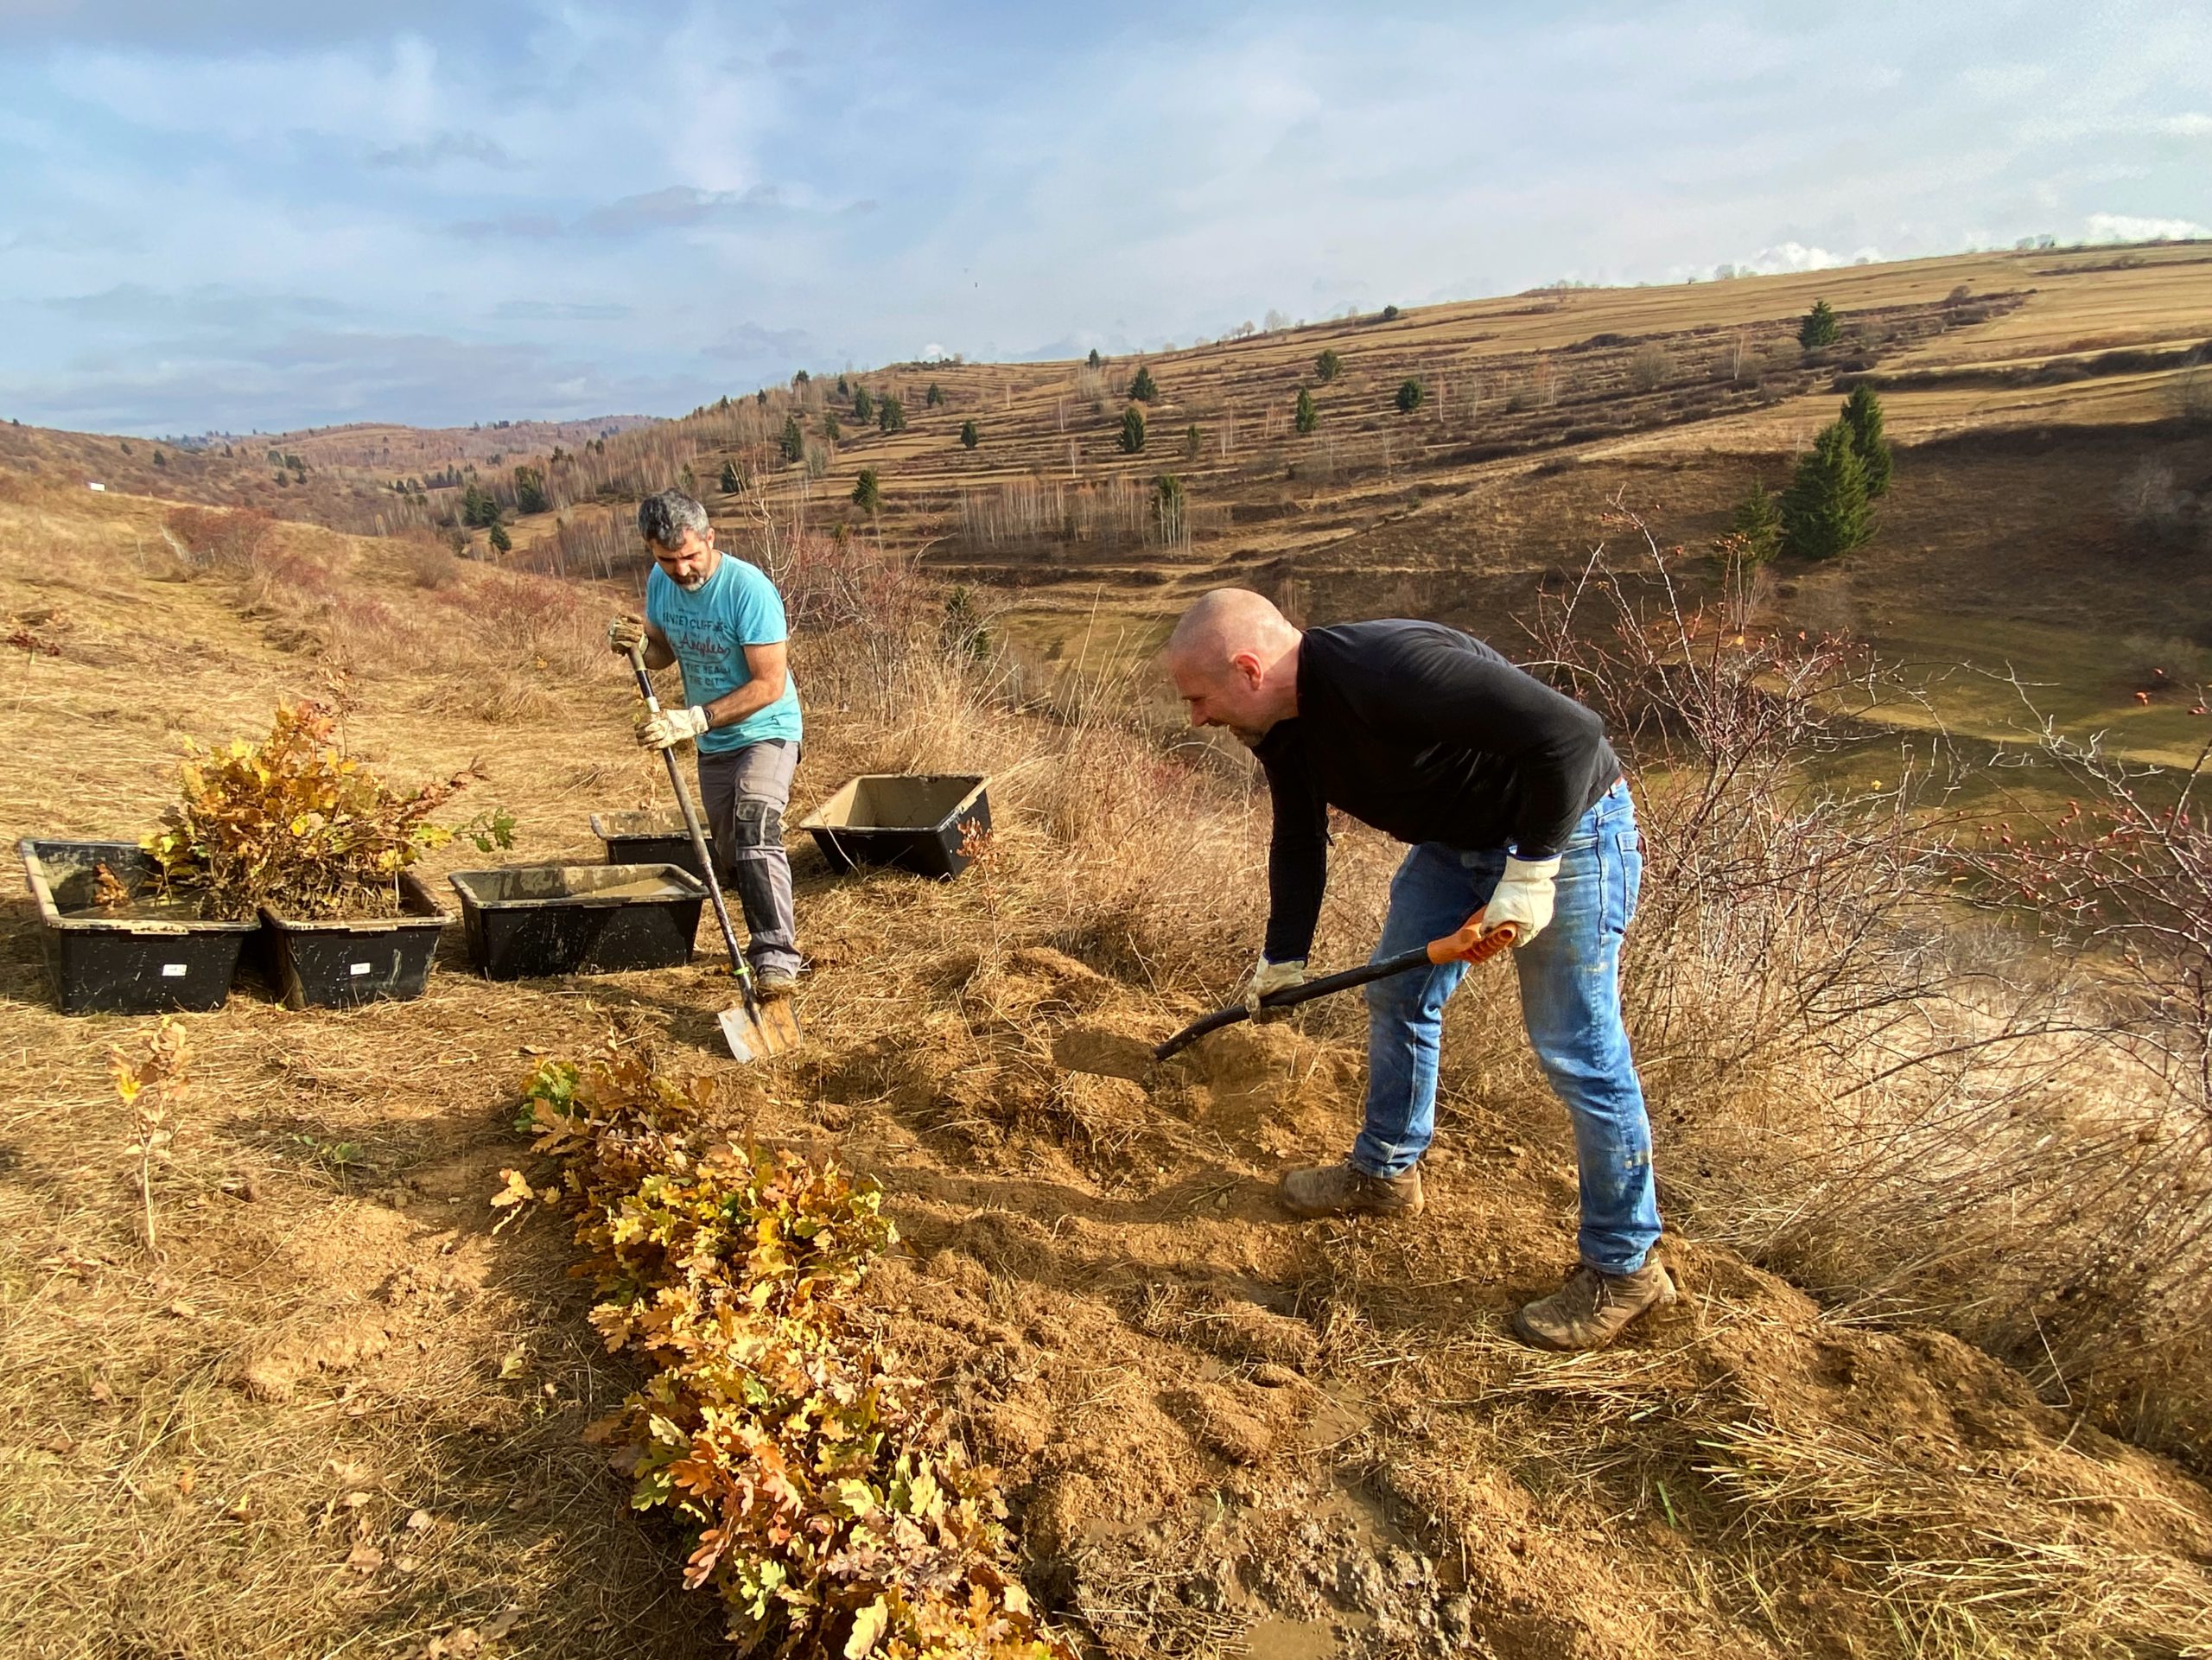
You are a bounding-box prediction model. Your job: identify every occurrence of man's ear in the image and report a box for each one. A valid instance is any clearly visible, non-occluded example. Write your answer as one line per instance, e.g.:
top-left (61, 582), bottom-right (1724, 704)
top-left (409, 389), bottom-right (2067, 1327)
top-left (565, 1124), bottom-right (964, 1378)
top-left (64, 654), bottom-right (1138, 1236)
top-left (1229, 650), bottom-right (1265, 688)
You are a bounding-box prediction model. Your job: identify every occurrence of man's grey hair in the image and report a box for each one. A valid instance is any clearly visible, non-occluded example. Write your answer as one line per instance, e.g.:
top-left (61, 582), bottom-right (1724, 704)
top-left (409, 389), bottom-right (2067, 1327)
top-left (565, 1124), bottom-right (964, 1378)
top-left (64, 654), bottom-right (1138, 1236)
top-left (638, 489), bottom-right (709, 549)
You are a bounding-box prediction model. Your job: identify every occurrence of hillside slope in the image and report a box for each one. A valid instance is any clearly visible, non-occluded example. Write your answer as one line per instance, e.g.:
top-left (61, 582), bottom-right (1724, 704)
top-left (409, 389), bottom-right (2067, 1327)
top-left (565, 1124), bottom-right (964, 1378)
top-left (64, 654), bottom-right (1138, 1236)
top-left (505, 242), bottom-right (2210, 762)
top-left (3, 477), bottom-right (2210, 1657)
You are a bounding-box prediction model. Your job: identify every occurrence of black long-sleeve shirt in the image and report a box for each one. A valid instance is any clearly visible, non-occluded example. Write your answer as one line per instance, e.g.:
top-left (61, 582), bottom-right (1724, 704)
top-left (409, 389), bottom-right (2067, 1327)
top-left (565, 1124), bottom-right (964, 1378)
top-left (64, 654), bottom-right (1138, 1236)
top-left (1252, 620), bottom-right (1622, 963)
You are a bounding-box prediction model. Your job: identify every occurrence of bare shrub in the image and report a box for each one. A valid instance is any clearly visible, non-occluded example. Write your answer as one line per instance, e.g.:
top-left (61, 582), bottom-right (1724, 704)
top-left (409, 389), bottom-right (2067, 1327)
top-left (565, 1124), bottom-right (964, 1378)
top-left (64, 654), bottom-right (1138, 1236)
top-left (2116, 457), bottom-right (2194, 543)
top-left (1628, 344), bottom-right (1673, 391)
top-left (1515, 507), bottom-right (2212, 1465)
top-left (1954, 719), bottom-right (2212, 1456)
top-left (164, 505), bottom-right (275, 572)
top-left (397, 531), bottom-right (460, 589)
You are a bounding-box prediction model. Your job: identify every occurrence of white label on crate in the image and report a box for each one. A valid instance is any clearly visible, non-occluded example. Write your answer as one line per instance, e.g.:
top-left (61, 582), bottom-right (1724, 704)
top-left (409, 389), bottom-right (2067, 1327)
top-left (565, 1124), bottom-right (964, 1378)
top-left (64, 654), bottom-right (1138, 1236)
top-left (349, 962), bottom-right (372, 976)
top-left (161, 964), bottom-right (188, 977)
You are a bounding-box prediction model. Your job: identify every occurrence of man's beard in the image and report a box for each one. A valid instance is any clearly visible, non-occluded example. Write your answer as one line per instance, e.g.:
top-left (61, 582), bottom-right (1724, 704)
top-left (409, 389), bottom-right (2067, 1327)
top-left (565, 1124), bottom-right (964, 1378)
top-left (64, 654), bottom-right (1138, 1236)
top-left (676, 573), bottom-right (709, 591)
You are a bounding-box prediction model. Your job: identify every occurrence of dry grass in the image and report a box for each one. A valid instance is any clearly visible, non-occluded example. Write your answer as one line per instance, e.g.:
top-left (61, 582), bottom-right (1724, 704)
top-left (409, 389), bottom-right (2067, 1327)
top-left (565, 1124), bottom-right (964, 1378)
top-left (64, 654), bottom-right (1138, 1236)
top-left (9, 474), bottom-right (2212, 1659)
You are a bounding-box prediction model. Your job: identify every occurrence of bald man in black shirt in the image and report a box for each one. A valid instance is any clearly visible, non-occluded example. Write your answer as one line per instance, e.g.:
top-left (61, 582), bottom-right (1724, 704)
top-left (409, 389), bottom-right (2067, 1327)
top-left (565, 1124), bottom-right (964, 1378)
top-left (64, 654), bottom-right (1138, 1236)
top-left (1166, 588), bottom-right (1674, 1352)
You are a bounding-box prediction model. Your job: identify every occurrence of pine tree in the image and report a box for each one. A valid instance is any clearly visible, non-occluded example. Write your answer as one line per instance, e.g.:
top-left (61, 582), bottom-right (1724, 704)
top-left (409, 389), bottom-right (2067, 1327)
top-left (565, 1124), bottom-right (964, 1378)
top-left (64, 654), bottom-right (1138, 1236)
top-left (720, 459), bottom-right (742, 493)
top-left (836, 374), bottom-right (850, 396)
top-left (1380, 304), bottom-right (1400, 322)
top-left (779, 416), bottom-right (805, 463)
top-left (1840, 385), bottom-right (1891, 498)
top-left (876, 395), bottom-right (906, 433)
top-left (852, 469), bottom-right (880, 512)
top-left (1395, 378), bottom-right (1424, 414)
top-left (512, 464), bottom-right (549, 513)
top-left (1799, 299), bottom-right (1840, 350)
top-left (821, 412), bottom-right (842, 442)
top-left (1314, 347), bottom-right (1342, 382)
top-left (1086, 347), bottom-right (1103, 368)
top-left (461, 480), bottom-right (500, 528)
top-left (1183, 424), bottom-right (1202, 460)
top-left (1128, 364), bottom-right (1159, 403)
top-left (853, 386), bottom-right (875, 423)
top-left (925, 382), bottom-right (944, 408)
top-left (487, 522), bottom-right (512, 554)
top-left (1119, 404), bottom-right (1147, 455)
top-left (1780, 421), bottom-right (1872, 559)
top-left (1294, 386), bottom-right (1319, 435)
top-left (1729, 480), bottom-right (1783, 563)
top-left (959, 419), bottom-right (979, 449)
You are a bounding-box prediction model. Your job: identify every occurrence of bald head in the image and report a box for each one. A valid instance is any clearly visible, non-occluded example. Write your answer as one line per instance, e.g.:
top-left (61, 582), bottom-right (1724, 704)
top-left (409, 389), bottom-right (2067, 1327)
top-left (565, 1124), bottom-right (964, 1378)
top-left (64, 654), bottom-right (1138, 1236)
top-left (1164, 588), bottom-right (1300, 673)
top-left (1163, 588), bottom-right (1304, 746)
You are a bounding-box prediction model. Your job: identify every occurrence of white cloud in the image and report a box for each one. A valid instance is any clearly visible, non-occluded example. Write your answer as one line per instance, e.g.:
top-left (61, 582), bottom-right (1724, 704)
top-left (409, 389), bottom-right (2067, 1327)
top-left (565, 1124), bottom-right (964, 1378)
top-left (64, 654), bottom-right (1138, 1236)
top-left (2161, 113), bottom-right (2212, 137)
top-left (2084, 212), bottom-right (2211, 242)
top-left (1728, 242), bottom-right (1885, 277)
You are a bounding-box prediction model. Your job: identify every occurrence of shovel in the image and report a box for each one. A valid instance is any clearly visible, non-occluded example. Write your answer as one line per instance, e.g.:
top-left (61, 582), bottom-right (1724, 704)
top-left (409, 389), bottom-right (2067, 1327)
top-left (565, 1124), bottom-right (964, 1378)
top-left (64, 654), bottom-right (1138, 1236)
top-left (625, 642), bottom-right (802, 1063)
top-left (1054, 915), bottom-right (1520, 1084)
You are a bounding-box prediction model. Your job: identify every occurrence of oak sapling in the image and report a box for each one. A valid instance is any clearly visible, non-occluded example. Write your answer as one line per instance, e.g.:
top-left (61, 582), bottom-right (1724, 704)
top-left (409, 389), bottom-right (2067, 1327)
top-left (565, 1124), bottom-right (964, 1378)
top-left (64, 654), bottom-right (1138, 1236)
top-left (113, 1018), bottom-right (188, 1256)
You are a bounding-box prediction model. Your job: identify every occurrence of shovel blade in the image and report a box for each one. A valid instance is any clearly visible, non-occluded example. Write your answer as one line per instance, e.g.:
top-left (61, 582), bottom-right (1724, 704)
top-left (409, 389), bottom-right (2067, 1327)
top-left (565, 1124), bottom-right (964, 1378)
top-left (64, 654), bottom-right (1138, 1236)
top-left (718, 997), bottom-right (803, 1063)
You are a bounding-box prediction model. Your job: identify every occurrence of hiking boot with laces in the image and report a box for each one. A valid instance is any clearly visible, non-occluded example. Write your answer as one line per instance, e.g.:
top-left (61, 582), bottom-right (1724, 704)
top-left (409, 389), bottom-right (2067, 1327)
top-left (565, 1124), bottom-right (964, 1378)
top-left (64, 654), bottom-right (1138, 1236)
top-left (1278, 1160), bottom-right (1424, 1220)
top-left (752, 967), bottom-right (800, 1000)
top-left (1511, 1261), bottom-right (1677, 1352)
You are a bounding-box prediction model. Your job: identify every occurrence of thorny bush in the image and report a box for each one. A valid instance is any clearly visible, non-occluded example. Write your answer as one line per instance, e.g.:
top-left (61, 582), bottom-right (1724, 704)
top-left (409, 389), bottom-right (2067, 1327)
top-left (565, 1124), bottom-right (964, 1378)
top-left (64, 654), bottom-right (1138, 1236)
top-left (503, 1041), bottom-right (1076, 1659)
top-left (143, 702), bottom-right (514, 919)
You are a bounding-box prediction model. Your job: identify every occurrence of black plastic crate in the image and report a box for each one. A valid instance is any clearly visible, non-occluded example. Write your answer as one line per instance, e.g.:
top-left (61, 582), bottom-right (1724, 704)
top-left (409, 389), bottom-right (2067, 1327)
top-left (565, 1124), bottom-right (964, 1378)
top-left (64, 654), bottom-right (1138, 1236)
top-left (588, 811), bottom-right (708, 882)
top-left (258, 872), bottom-right (448, 1009)
top-left (17, 837), bottom-right (257, 1014)
top-left (447, 863), bottom-right (707, 980)
top-left (798, 774), bottom-right (990, 880)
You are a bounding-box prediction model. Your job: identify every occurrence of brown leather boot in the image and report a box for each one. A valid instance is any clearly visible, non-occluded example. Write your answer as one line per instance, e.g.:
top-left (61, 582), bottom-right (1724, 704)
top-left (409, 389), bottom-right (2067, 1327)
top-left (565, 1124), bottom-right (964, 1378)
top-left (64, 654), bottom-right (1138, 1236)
top-left (1278, 1160), bottom-right (1424, 1219)
top-left (1511, 1262), bottom-right (1677, 1352)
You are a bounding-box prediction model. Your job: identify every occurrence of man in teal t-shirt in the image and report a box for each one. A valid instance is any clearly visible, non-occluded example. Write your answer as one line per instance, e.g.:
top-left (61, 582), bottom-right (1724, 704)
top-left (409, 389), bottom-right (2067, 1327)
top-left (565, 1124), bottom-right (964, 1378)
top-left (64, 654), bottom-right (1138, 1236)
top-left (607, 489), bottom-right (804, 993)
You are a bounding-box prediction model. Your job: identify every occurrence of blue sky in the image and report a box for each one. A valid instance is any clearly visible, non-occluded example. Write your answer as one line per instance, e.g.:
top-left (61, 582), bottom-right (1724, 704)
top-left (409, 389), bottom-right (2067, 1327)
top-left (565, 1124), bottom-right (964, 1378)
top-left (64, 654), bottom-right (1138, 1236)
top-left (2, 0), bottom-right (2207, 436)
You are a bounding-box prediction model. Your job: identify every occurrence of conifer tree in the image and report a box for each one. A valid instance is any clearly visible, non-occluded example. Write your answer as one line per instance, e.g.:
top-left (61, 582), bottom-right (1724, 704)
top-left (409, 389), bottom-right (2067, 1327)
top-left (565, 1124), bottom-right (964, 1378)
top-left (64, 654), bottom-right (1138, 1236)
top-left (852, 385), bottom-right (875, 423)
top-left (1780, 421), bottom-right (1872, 559)
top-left (1729, 480), bottom-right (1783, 563)
top-left (1314, 347), bottom-right (1342, 382)
top-left (1128, 364), bottom-right (1159, 403)
top-left (1840, 384), bottom-right (1891, 498)
top-left (959, 419), bottom-right (979, 449)
top-left (1799, 299), bottom-right (1840, 350)
top-left (1395, 378), bottom-right (1424, 414)
top-left (876, 395), bottom-right (906, 433)
top-left (852, 468), bottom-right (880, 512)
top-left (720, 459), bottom-right (742, 493)
top-left (1183, 424), bottom-right (1202, 460)
top-left (925, 382), bottom-right (944, 408)
top-left (1294, 386), bottom-right (1319, 434)
top-left (1119, 404), bottom-right (1147, 455)
top-left (1086, 347), bottom-right (1103, 369)
top-left (779, 416), bottom-right (805, 462)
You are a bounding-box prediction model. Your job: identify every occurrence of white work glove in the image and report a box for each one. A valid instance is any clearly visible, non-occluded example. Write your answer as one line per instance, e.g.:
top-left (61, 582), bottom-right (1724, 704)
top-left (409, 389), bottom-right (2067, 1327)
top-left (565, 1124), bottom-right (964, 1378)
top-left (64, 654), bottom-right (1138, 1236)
top-left (635, 705), bottom-right (709, 750)
top-left (1479, 855), bottom-right (1561, 945)
top-left (607, 615), bottom-right (646, 656)
top-left (1243, 953), bottom-right (1307, 1020)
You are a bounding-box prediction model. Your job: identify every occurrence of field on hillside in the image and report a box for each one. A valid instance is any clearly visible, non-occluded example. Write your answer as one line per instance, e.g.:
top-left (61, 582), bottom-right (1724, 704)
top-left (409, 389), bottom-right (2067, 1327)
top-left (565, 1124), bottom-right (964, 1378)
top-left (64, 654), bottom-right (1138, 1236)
top-left (522, 242), bottom-right (2212, 776)
top-left (5, 474), bottom-right (2212, 1659)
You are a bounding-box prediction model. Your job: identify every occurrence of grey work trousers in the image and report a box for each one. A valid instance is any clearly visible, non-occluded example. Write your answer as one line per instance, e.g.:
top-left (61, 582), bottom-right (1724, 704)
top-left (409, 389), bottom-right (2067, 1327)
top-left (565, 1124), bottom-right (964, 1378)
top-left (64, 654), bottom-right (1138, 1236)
top-left (695, 739), bottom-right (803, 977)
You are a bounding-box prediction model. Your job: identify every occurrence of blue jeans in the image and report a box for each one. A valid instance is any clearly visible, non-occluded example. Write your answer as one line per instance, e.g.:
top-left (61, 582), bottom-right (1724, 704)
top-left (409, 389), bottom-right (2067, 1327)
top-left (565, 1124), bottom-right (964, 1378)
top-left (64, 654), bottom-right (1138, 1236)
top-left (1352, 781), bottom-right (1662, 1274)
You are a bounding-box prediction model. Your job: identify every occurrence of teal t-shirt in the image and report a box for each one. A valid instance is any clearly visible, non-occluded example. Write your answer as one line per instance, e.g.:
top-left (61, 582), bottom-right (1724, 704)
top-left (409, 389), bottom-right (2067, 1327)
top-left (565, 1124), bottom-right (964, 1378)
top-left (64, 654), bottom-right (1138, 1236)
top-left (644, 554), bottom-right (803, 753)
